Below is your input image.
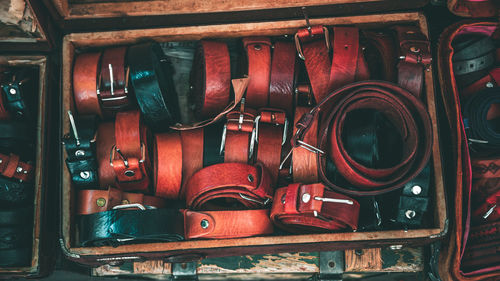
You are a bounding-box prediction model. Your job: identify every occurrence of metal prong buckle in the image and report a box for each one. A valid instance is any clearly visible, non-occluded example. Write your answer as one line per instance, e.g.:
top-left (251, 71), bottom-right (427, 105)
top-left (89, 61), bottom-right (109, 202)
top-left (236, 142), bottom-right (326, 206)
top-left (219, 113), bottom-right (256, 160)
top-left (112, 203), bottom-right (157, 210)
top-left (254, 114), bottom-right (289, 146)
top-left (67, 110), bottom-right (80, 146)
top-left (295, 26), bottom-right (330, 60)
top-left (109, 143), bottom-right (146, 168)
top-left (483, 204), bottom-right (497, 219)
top-left (314, 196), bottom-right (353, 205)
top-left (239, 193), bottom-right (271, 206)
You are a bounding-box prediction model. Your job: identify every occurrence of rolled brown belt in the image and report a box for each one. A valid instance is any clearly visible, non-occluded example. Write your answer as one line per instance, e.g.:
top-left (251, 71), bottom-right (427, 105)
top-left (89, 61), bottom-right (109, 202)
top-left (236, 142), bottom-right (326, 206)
top-left (295, 25), bottom-right (370, 103)
top-left (190, 40), bottom-right (231, 119)
top-left (73, 52), bottom-right (102, 116)
top-left (182, 209), bottom-right (273, 239)
top-left (271, 183), bottom-right (359, 233)
top-left (185, 162), bottom-right (273, 210)
top-left (98, 47), bottom-right (132, 115)
top-left (292, 81), bottom-right (432, 196)
top-left (77, 187), bottom-right (167, 215)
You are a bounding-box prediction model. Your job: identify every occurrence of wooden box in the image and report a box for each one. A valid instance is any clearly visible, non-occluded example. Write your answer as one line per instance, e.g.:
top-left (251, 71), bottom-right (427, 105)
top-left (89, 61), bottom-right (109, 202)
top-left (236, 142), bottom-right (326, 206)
top-left (0, 0), bottom-right (56, 277)
top-left (54, 3), bottom-right (448, 266)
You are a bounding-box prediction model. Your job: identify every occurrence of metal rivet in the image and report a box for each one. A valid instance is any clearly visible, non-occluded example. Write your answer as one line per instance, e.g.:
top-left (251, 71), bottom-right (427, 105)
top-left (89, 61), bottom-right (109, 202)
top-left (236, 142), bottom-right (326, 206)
top-left (96, 198), bottom-right (106, 207)
top-left (390, 245), bottom-right (403, 250)
top-left (124, 170), bottom-right (135, 177)
top-left (486, 82), bottom-right (494, 88)
top-left (302, 193), bottom-right (311, 203)
top-left (405, 210), bottom-right (416, 219)
top-left (254, 44), bottom-right (262, 51)
top-left (281, 194), bottom-right (286, 204)
top-left (23, 170), bottom-right (28, 174)
top-left (9, 88), bottom-right (16, 95)
top-left (16, 167), bottom-right (23, 173)
top-left (0, 159), bottom-right (3, 164)
top-left (189, 85), bottom-right (194, 90)
top-left (247, 174), bottom-right (254, 182)
top-left (75, 150), bottom-right (85, 157)
top-left (80, 171), bottom-right (90, 179)
top-left (410, 46), bottom-right (420, 53)
top-left (121, 199), bottom-right (129, 205)
top-left (201, 219), bottom-right (209, 229)
top-left (411, 185), bottom-right (422, 195)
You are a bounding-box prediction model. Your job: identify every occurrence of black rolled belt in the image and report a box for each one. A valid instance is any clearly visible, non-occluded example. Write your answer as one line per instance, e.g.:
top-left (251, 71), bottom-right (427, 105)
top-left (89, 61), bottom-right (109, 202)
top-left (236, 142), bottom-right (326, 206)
top-left (463, 87), bottom-right (500, 154)
top-left (0, 207), bottom-right (33, 225)
top-left (0, 121), bottom-right (32, 153)
top-left (63, 113), bottom-right (98, 188)
top-left (0, 226), bottom-right (31, 250)
top-left (0, 177), bottom-right (33, 206)
top-left (78, 207), bottom-right (184, 247)
top-left (0, 248), bottom-right (31, 267)
top-left (128, 42), bottom-right (180, 130)
top-left (452, 36), bottom-right (496, 86)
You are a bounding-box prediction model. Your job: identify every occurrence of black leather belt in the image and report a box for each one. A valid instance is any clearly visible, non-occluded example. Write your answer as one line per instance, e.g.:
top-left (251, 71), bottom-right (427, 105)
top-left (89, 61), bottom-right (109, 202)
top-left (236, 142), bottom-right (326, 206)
top-left (63, 113), bottom-right (98, 188)
top-left (463, 87), bottom-right (500, 154)
top-left (0, 208), bottom-right (32, 225)
top-left (0, 121), bottom-right (32, 154)
top-left (0, 69), bottom-right (34, 122)
top-left (0, 248), bottom-right (31, 267)
top-left (0, 226), bottom-right (31, 250)
top-left (394, 164), bottom-right (431, 226)
top-left (453, 36), bottom-right (496, 86)
top-left (128, 42), bottom-right (180, 130)
top-left (0, 177), bottom-right (33, 206)
top-left (78, 208), bottom-right (184, 247)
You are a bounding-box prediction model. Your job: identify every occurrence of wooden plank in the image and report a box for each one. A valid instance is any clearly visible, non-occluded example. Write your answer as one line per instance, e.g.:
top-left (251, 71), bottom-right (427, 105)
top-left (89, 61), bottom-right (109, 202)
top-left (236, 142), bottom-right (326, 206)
top-left (345, 248), bottom-right (382, 272)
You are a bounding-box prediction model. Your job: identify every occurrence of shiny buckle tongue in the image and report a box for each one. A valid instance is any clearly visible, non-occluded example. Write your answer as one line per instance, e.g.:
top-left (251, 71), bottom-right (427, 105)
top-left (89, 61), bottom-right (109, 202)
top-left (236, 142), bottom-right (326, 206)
top-left (67, 110), bottom-right (80, 146)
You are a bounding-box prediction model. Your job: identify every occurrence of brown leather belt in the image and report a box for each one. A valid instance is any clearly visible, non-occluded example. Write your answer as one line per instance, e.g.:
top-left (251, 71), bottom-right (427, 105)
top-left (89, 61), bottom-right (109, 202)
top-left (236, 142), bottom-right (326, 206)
top-left (154, 132), bottom-right (183, 199)
top-left (73, 52), bottom-right (102, 116)
top-left (269, 41), bottom-right (297, 114)
top-left (295, 26), bottom-right (370, 103)
top-left (98, 47), bottom-right (132, 115)
top-left (222, 108), bottom-right (257, 164)
top-left (110, 110), bottom-right (151, 192)
top-left (77, 187), bottom-right (166, 215)
top-left (190, 40), bottom-right (231, 119)
top-left (185, 162), bottom-right (273, 210)
top-left (0, 153), bottom-right (33, 183)
top-left (96, 121), bottom-right (116, 188)
top-left (180, 129), bottom-right (204, 198)
top-left (243, 37), bottom-right (272, 108)
top-left (461, 68), bottom-right (500, 99)
top-left (182, 209), bottom-right (273, 239)
top-left (292, 107), bottom-right (319, 183)
top-left (271, 183), bottom-right (359, 232)
top-left (292, 81), bottom-right (432, 196)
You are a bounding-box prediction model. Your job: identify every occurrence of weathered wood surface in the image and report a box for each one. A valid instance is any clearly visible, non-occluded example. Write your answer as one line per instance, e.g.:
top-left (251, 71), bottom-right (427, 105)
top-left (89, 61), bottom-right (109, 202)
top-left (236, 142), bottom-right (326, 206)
top-left (0, 0), bottom-right (42, 40)
top-left (93, 247), bottom-right (423, 279)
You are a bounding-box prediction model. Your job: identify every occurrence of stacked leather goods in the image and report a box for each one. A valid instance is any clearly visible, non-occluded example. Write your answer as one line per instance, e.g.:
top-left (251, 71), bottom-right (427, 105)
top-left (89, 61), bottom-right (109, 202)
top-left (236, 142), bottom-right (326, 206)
top-left (0, 67), bottom-right (37, 267)
top-left (438, 20), bottom-right (500, 280)
top-left (66, 24), bottom-right (437, 247)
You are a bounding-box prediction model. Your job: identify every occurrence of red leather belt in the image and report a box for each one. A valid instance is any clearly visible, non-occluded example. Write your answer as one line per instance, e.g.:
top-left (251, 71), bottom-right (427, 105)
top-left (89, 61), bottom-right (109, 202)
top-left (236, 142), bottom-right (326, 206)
top-left (96, 121), bottom-right (116, 188)
top-left (243, 37), bottom-right (272, 108)
top-left (461, 67), bottom-right (500, 99)
top-left (190, 40), bottom-right (231, 119)
top-left (222, 108), bottom-right (257, 164)
top-left (393, 26), bottom-right (432, 98)
top-left (77, 187), bottom-right (166, 215)
top-left (295, 26), bottom-right (369, 103)
top-left (292, 107), bottom-right (319, 183)
top-left (180, 129), bottom-right (204, 198)
top-left (154, 132), bottom-right (182, 199)
top-left (271, 183), bottom-right (359, 232)
top-left (0, 153), bottom-right (33, 183)
top-left (269, 41), bottom-right (297, 114)
top-left (73, 52), bottom-right (102, 116)
top-left (98, 47), bottom-right (131, 115)
top-left (292, 81), bottom-right (432, 196)
top-left (185, 162), bottom-right (273, 209)
top-left (110, 110), bottom-right (151, 192)
top-left (182, 209), bottom-right (273, 239)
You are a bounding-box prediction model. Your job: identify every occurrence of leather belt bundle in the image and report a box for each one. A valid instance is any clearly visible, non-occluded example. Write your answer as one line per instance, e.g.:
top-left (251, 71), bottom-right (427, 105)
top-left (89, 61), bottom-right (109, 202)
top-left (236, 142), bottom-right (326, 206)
top-left (271, 183), bottom-right (359, 232)
top-left (292, 81), bottom-right (432, 196)
top-left (0, 208), bottom-right (32, 267)
top-left (73, 47), bottom-right (132, 117)
top-left (462, 87), bottom-right (500, 154)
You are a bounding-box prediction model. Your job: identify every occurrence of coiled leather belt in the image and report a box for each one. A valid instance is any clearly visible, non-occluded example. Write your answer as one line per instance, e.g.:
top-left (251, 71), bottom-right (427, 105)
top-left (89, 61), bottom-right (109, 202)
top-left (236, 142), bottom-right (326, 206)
top-left (463, 87), bottom-right (500, 154)
top-left (185, 162), bottom-right (273, 209)
top-left (292, 81), bottom-right (432, 196)
top-left (190, 40), bottom-right (231, 119)
top-left (128, 42), bottom-right (180, 129)
top-left (271, 183), bottom-right (359, 232)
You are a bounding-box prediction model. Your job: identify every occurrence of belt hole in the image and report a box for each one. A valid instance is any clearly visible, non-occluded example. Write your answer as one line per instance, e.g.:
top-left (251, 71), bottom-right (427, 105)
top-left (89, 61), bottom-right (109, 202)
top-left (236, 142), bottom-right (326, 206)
top-left (344, 45), bottom-right (349, 50)
top-left (253, 44), bottom-right (262, 51)
top-left (96, 198), bottom-right (106, 207)
top-left (410, 46), bottom-right (420, 53)
top-left (125, 170), bottom-right (135, 177)
top-left (247, 174), bottom-right (254, 182)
